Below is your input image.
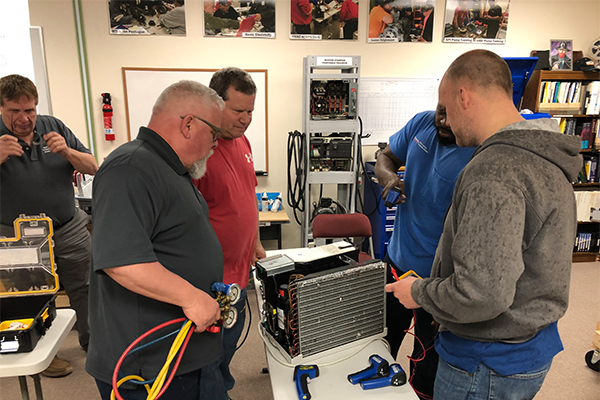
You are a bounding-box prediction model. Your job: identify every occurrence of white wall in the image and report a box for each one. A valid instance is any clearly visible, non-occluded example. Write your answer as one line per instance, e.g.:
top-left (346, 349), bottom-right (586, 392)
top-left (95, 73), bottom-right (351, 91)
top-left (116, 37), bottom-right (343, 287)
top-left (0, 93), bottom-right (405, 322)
top-left (29, 0), bottom-right (600, 248)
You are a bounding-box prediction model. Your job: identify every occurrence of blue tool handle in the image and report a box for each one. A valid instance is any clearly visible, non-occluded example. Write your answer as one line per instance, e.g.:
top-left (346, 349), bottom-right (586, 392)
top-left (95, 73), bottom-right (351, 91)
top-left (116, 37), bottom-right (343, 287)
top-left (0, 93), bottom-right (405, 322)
top-left (293, 365), bottom-right (319, 400)
top-left (384, 187), bottom-right (403, 208)
top-left (295, 373), bottom-right (311, 400)
top-left (360, 364), bottom-right (406, 390)
top-left (360, 375), bottom-right (390, 390)
top-left (211, 282), bottom-right (226, 293)
top-left (347, 364), bottom-right (377, 384)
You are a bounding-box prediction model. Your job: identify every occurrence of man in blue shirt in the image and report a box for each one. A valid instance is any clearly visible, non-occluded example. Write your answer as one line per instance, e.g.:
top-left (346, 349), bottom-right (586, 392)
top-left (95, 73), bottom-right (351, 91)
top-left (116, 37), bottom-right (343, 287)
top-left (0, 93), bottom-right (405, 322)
top-left (386, 49), bottom-right (581, 400)
top-left (375, 108), bottom-right (474, 399)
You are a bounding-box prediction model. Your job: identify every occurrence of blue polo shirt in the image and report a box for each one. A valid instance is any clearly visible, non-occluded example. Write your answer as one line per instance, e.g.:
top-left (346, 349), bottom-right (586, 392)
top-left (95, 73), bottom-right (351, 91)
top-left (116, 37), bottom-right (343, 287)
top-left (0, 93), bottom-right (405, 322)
top-left (387, 111), bottom-right (475, 278)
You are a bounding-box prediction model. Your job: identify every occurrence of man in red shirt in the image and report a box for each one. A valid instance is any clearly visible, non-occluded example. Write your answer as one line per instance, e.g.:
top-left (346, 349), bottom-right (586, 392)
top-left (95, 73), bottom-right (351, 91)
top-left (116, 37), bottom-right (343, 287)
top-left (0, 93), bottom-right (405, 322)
top-left (194, 67), bottom-right (266, 400)
top-left (336, 0), bottom-right (358, 39)
top-left (291, 0), bottom-right (313, 34)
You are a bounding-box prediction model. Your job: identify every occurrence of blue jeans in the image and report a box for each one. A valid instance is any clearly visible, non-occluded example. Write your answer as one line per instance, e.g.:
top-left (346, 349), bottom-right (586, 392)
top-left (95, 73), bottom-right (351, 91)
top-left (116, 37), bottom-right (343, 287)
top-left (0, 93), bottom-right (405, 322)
top-left (200, 288), bottom-right (247, 400)
top-left (434, 358), bottom-right (552, 400)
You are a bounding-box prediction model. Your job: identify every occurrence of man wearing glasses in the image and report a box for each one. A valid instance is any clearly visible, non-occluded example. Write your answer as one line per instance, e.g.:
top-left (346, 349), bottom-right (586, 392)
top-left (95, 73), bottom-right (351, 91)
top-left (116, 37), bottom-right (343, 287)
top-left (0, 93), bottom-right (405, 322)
top-left (193, 67), bottom-right (266, 400)
top-left (87, 80), bottom-right (226, 400)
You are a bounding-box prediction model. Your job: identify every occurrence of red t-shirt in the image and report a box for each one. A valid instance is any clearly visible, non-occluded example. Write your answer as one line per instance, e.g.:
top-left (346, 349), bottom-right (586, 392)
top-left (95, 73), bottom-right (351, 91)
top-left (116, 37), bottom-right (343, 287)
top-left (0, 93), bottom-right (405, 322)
top-left (193, 135), bottom-right (258, 289)
top-left (340, 0), bottom-right (358, 22)
top-left (291, 0), bottom-right (312, 25)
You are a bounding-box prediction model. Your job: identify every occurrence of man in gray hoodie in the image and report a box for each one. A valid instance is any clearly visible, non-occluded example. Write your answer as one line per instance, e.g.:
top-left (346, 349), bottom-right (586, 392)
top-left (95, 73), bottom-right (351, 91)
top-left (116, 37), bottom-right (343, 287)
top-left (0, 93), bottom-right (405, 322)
top-left (386, 49), bottom-right (582, 400)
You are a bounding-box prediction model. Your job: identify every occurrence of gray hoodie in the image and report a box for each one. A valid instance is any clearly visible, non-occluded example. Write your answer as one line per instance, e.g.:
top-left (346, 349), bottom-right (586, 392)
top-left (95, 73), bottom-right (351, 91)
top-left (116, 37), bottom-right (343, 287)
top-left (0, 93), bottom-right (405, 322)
top-left (412, 118), bottom-right (583, 342)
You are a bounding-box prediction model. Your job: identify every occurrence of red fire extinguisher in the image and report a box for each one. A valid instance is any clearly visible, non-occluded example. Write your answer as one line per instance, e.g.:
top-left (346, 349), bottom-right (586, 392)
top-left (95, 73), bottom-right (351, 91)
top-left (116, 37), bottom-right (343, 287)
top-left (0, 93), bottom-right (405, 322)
top-left (102, 93), bottom-right (115, 141)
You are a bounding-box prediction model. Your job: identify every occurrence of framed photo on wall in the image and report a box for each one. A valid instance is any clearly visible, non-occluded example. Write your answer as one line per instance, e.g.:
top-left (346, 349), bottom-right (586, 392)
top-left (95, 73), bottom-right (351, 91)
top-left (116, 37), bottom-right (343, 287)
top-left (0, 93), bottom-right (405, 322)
top-left (204, 0), bottom-right (276, 38)
top-left (367, 0), bottom-right (435, 43)
top-left (443, 0), bottom-right (510, 44)
top-left (550, 40), bottom-right (573, 71)
top-left (108, 0), bottom-right (186, 36)
top-left (290, 0), bottom-right (359, 41)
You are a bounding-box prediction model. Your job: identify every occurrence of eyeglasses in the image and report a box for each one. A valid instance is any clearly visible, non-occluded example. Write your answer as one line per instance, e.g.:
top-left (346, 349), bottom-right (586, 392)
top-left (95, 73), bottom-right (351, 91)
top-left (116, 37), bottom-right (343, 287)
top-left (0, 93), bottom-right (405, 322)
top-left (181, 115), bottom-right (221, 142)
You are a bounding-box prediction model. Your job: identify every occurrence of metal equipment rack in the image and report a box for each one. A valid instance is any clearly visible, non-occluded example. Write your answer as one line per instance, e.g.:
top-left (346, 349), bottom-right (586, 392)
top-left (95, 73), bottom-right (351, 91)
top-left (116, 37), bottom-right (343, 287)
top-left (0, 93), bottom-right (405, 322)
top-left (301, 55), bottom-right (361, 247)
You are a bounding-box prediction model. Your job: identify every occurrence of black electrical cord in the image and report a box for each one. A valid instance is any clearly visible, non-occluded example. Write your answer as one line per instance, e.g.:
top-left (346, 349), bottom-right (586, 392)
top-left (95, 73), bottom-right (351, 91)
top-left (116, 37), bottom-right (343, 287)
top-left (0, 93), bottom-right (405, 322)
top-left (357, 116), bottom-right (381, 217)
top-left (287, 130), bottom-right (306, 225)
top-left (235, 291), bottom-right (251, 351)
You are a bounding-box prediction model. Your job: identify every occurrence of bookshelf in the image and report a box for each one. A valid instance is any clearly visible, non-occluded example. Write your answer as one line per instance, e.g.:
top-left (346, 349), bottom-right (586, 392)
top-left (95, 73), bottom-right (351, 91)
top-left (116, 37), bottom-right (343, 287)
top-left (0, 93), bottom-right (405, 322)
top-left (522, 70), bottom-right (600, 262)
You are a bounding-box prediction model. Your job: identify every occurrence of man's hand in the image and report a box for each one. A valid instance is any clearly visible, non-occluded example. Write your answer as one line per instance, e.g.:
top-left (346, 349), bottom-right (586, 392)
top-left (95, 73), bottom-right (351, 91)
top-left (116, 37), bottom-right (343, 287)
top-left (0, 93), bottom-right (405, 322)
top-left (385, 276), bottom-right (420, 309)
top-left (0, 135), bottom-right (24, 164)
top-left (43, 132), bottom-right (70, 157)
top-left (181, 289), bottom-right (222, 333)
top-left (253, 240), bottom-right (266, 266)
top-left (382, 179), bottom-right (406, 206)
top-left (42, 131), bottom-right (98, 175)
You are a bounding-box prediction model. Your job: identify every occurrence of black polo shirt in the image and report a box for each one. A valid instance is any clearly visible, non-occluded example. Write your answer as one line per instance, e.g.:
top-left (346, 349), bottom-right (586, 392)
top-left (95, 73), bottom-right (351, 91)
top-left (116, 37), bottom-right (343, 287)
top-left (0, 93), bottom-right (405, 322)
top-left (0, 115), bottom-right (91, 226)
top-left (87, 127), bottom-right (224, 384)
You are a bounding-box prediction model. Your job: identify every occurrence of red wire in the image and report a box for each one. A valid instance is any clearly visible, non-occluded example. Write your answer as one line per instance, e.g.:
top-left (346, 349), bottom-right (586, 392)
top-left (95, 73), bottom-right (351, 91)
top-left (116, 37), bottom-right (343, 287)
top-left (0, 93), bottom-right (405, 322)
top-left (111, 317), bottom-right (188, 400)
top-left (404, 310), bottom-right (434, 400)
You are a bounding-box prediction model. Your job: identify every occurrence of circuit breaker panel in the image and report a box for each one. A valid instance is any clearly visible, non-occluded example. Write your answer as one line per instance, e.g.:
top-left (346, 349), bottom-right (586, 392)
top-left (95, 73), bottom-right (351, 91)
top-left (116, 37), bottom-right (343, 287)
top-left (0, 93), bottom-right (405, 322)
top-left (309, 80), bottom-right (358, 120)
top-left (301, 56), bottom-right (361, 247)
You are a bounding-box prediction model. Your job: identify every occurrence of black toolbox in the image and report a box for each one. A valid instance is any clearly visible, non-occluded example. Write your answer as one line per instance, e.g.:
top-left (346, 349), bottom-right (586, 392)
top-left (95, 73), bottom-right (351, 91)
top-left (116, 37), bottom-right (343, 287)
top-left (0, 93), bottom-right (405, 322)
top-left (0, 215), bottom-right (59, 354)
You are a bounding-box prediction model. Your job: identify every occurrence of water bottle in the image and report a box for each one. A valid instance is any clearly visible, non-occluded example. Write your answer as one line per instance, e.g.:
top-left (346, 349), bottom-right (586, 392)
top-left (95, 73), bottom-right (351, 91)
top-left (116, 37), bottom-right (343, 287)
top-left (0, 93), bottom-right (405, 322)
top-left (261, 192), bottom-right (269, 212)
top-left (271, 193), bottom-right (282, 212)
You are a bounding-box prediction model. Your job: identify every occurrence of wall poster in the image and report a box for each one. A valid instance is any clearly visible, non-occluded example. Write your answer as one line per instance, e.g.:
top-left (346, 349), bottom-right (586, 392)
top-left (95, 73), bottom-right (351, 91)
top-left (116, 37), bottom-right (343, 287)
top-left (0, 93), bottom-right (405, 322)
top-left (367, 0), bottom-right (435, 43)
top-left (290, 0), bottom-right (359, 40)
top-left (204, 0), bottom-right (276, 38)
top-left (109, 0), bottom-right (187, 35)
top-left (443, 0), bottom-right (511, 44)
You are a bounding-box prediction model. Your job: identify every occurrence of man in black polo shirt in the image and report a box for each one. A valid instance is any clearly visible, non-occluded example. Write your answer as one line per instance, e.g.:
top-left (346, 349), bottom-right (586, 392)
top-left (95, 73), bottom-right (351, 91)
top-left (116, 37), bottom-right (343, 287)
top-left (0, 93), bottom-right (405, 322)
top-left (86, 80), bottom-right (225, 400)
top-left (0, 74), bottom-right (98, 377)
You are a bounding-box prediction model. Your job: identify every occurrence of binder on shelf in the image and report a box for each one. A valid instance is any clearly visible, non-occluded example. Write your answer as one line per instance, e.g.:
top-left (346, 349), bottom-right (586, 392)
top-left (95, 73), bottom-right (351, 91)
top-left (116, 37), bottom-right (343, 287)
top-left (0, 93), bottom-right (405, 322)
top-left (585, 81), bottom-right (600, 115)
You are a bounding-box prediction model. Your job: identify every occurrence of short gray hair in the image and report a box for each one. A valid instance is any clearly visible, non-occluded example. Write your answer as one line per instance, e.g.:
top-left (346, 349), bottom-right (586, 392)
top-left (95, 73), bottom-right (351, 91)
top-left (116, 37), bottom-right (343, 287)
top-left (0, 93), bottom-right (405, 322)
top-left (152, 80), bottom-right (224, 114)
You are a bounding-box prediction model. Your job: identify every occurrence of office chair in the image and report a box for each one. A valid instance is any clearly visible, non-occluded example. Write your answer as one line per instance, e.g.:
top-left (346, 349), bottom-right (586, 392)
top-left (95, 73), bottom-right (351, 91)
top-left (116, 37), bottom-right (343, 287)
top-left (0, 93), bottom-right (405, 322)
top-left (312, 213), bottom-right (374, 262)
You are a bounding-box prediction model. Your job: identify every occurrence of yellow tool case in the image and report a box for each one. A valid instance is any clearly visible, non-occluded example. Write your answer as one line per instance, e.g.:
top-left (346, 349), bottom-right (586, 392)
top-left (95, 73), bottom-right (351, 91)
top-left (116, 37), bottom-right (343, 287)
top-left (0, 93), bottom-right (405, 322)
top-left (0, 215), bottom-right (59, 354)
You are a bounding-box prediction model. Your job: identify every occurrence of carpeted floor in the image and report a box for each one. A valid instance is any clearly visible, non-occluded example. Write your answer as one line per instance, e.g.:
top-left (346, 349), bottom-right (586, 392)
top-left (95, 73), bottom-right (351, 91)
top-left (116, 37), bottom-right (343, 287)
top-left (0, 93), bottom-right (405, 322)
top-left (1, 262), bottom-right (598, 400)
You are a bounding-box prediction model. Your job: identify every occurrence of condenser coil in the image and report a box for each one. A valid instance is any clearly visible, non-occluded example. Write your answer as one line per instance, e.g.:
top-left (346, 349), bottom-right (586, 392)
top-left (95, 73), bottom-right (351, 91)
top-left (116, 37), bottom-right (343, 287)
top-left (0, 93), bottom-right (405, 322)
top-left (293, 259), bottom-right (386, 357)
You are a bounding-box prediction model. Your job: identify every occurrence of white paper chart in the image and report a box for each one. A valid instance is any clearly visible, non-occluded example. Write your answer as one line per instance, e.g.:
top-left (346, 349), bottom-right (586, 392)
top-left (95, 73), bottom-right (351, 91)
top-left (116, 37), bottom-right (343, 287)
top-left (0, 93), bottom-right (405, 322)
top-left (358, 78), bottom-right (439, 145)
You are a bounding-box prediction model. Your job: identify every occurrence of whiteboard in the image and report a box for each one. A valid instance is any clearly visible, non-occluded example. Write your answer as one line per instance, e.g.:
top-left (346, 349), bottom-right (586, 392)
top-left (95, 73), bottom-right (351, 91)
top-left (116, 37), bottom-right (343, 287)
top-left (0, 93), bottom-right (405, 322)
top-left (122, 68), bottom-right (268, 175)
top-left (358, 78), bottom-right (439, 145)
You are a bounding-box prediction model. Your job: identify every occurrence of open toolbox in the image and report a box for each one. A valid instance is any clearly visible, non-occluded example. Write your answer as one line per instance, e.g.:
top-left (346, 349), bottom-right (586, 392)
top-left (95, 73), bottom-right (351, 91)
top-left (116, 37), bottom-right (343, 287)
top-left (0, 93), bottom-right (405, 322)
top-left (0, 215), bottom-right (59, 354)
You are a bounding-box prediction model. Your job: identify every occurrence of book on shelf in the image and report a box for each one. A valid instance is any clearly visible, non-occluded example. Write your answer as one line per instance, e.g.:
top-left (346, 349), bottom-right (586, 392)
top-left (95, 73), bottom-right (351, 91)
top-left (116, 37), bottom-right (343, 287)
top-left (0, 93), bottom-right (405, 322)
top-left (574, 190), bottom-right (600, 221)
top-left (581, 122), bottom-right (592, 149)
top-left (595, 118), bottom-right (600, 150)
top-left (585, 81), bottom-right (600, 115)
top-left (590, 157), bottom-right (598, 183)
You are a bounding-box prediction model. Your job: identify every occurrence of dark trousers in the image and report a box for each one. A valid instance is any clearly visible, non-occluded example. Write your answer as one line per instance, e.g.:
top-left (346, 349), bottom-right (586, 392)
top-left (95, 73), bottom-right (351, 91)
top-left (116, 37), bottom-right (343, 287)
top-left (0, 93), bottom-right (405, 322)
top-left (343, 19), bottom-right (358, 39)
top-left (1, 208), bottom-right (91, 350)
top-left (384, 254), bottom-right (438, 400)
top-left (95, 369), bottom-right (202, 400)
top-left (200, 289), bottom-right (247, 400)
top-left (293, 23), bottom-right (312, 34)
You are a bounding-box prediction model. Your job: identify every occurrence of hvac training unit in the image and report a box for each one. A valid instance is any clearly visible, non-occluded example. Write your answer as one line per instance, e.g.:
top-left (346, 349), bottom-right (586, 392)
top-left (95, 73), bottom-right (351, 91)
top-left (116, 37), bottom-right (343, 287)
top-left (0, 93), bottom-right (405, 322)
top-left (256, 242), bottom-right (386, 363)
top-left (301, 55), bottom-right (361, 247)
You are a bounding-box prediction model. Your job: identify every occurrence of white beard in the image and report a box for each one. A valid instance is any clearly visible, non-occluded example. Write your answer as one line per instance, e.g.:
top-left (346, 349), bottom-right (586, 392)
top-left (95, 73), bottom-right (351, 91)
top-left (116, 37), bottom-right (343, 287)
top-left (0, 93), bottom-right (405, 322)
top-left (187, 149), bottom-right (213, 179)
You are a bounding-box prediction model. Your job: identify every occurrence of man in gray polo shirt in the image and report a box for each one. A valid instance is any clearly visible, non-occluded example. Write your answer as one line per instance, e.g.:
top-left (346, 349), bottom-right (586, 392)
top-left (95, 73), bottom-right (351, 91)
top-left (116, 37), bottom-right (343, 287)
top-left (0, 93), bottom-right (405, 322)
top-left (87, 80), bottom-right (225, 400)
top-left (0, 74), bottom-right (98, 376)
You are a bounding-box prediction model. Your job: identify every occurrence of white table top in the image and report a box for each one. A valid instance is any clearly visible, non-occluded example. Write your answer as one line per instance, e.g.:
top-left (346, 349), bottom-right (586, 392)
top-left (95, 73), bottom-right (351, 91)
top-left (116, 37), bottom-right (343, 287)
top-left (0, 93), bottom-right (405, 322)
top-left (255, 250), bottom-right (418, 400)
top-left (0, 309), bottom-right (76, 377)
top-left (263, 333), bottom-right (419, 400)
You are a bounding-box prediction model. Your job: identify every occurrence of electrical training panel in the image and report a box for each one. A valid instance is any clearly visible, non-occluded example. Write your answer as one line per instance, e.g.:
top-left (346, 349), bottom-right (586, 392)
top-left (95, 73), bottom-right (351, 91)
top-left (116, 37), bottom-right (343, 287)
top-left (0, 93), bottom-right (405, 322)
top-left (301, 56), bottom-right (361, 247)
